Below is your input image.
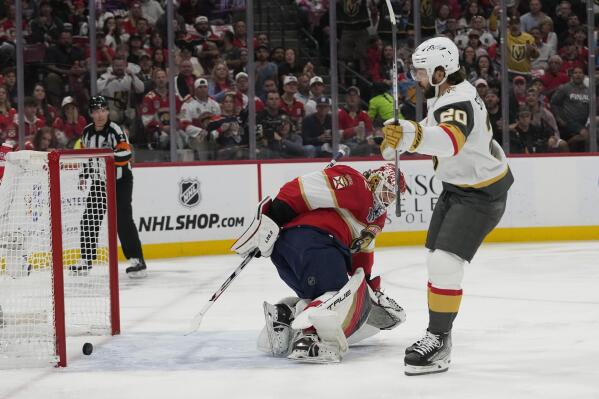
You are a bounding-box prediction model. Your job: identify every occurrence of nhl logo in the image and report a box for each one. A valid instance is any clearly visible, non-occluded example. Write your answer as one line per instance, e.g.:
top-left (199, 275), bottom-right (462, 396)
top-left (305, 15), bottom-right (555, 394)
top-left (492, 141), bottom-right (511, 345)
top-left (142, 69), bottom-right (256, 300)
top-left (179, 178), bottom-right (201, 208)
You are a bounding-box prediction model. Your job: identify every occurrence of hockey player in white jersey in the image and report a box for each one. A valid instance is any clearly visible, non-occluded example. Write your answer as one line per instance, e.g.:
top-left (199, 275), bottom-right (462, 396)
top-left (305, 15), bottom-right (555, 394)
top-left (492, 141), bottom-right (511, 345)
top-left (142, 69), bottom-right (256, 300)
top-left (380, 36), bottom-right (513, 376)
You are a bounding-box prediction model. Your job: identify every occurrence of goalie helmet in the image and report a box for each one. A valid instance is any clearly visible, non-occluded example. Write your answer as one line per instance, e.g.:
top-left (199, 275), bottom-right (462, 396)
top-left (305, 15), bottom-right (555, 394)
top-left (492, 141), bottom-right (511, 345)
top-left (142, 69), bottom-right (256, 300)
top-left (363, 164), bottom-right (406, 208)
top-left (412, 37), bottom-right (460, 87)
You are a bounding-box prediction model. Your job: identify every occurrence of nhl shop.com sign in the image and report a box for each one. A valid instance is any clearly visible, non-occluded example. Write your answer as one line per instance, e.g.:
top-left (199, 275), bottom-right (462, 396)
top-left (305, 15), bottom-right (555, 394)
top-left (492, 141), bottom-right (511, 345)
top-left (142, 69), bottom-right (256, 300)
top-left (179, 178), bottom-right (201, 208)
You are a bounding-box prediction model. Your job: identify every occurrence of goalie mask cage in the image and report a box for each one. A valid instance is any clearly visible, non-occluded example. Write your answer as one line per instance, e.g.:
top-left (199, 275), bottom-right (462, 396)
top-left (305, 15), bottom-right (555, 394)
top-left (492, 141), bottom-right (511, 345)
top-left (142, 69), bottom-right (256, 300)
top-left (0, 150), bottom-right (119, 368)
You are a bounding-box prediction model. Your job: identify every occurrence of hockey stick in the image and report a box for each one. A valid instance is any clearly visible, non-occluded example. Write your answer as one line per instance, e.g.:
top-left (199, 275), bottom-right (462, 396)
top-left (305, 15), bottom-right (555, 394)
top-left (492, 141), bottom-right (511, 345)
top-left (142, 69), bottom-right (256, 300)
top-left (186, 150), bottom-right (346, 334)
top-left (385, 0), bottom-right (402, 218)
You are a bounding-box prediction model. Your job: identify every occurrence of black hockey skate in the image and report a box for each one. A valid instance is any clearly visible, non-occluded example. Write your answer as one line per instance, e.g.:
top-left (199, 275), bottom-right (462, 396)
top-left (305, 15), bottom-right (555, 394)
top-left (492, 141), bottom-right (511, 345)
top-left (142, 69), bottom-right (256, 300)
top-left (263, 302), bottom-right (295, 356)
top-left (126, 258), bottom-right (147, 278)
top-left (404, 330), bottom-right (452, 376)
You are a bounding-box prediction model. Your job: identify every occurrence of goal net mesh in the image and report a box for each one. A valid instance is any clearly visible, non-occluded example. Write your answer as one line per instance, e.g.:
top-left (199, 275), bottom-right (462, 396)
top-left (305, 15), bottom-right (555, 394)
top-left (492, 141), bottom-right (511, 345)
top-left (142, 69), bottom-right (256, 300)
top-left (0, 151), bottom-right (113, 367)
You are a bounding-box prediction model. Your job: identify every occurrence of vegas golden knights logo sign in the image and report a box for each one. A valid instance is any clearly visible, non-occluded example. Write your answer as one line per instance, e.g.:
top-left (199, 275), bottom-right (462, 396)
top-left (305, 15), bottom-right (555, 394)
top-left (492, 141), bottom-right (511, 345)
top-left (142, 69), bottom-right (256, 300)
top-left (511, 44), bottom-right (526, 62)
top-left (179, 178), bottom-right (201, 208)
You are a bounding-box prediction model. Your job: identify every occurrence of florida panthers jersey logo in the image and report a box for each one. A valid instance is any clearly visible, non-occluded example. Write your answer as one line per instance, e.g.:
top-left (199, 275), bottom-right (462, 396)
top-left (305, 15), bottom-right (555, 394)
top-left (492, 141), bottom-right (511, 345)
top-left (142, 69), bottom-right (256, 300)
top-left (367, 201), bottom-right (386, 223)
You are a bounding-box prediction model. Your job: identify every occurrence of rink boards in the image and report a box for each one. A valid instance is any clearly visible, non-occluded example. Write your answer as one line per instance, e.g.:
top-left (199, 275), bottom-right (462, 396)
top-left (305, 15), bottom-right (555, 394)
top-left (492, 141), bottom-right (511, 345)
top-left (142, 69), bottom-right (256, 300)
top-left (126, 155), bottom-right (599, 259)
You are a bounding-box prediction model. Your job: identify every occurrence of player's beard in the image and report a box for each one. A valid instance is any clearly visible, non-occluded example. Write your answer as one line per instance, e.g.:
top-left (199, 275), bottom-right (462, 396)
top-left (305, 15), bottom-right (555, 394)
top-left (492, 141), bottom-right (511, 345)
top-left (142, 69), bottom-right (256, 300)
top-left (423, 84), bottom-right (436, 99)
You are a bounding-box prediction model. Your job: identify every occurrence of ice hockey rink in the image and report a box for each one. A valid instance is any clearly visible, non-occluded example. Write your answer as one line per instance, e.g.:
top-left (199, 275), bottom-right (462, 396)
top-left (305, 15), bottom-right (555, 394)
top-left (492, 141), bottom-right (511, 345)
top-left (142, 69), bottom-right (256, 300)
top-left (1, 241), bottom-right (598, 399)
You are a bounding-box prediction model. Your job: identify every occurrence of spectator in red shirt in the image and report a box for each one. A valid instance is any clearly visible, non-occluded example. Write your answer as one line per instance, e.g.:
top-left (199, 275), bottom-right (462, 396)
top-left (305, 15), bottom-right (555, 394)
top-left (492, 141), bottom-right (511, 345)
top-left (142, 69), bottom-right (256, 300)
top-left (121, 1), bottom-right (144, 35)
top-left (279, 75), bottom-right (305, 129)
top-left (559, 37), bottom-right (587, 75)
top-left (87, 33), bottom-right (116, 74)
top-left (52, 96), bottom-right (87, 147)
top-left (338, 86), bottom-right (375, 156)
top-left (541, 55), bottom-right (570, 99)
top-left (0, 85), bottom-right (16, 135)
top-left (17, 97), bottom-right (46, 141)
top-left (142, 69), bottom-right (182, 149)
top-left (232, 20), bottom-right (248, 48)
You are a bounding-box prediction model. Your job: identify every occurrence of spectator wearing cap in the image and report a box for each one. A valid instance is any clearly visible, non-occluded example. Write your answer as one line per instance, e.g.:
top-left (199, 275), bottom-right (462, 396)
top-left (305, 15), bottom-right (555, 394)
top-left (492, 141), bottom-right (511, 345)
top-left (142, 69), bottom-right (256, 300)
top-left (469, 15), bottom-right (496, 49)
top-left (473, 79), bottom-right (489, 99)
top-left (523, 86), bottom-right (566, 152)
top-left (520, 0), bottom-right (547, 32)
top-left (304, 76), bottom-right (326, 116)
top-left (189, 16), bottom-right (214, 44)
top-left (368, 81), bottom-right (397, 126)
top-left (179, 78), bottom-right (221, 157)
top-left (98, 56), bottom-right (145, 128)
top-left (541, 55), bottom-right (570, 98)
top-left (208, 62), bottom-right (233, 97)
top-left (279, 75), bottom-right (305, 128)
top-left (52, 96), bottom-right (86, 147)
top-left (550, 66), bottom-right (590, 151)
top-left (44, 30), bottom-right (86, 107)
top-left (468, 55), bottom-right (500, 88)
top-left (139, 0), bottom-right (164, 25)
top-left (175, 59), bottom-right (197, 101)
top-left (32, 83), bottom-right (58, 126)
top-left (509, 105), bottom-right (543, 153)
top-left (559, 37), bottom-right (587, 76)
top-left (529, 26), bottom-right (555, 72)
top-left (507, 15), bottom-right (539, 76)
top-left (338, 86), bottom-right (375, 156)
top-left (467, 30), bottom-right (488, 58)
top-left (301, 96), bottom-right (335, 157)
top-left (509, 75), bottom-right (529, 123)
top-left (255, 45), bottom-right (278, 100)
top-left (142, 69), bottom-right (183, 149)
top-left (232, 72), bottom-right (264, 113)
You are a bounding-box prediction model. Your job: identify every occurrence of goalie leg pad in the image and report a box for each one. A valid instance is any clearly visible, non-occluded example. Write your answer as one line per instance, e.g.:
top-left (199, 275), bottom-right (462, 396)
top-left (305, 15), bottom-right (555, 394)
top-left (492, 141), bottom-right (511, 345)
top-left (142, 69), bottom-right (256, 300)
top-left (287, 310), bottom-right (347, 363)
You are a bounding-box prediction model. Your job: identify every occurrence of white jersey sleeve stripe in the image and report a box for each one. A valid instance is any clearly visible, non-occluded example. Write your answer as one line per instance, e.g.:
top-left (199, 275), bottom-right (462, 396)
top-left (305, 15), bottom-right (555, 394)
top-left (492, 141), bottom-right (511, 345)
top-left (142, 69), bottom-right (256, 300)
top-left (298, 171), bottom-right (338, 210)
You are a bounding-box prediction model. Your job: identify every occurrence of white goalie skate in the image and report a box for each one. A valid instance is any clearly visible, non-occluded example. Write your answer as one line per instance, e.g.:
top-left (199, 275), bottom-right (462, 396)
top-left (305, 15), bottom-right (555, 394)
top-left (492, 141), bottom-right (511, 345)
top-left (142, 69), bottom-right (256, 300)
top-left (287, 330), bottom-right (344, 364)
top-left (262, 301), bottom-right (296, 357)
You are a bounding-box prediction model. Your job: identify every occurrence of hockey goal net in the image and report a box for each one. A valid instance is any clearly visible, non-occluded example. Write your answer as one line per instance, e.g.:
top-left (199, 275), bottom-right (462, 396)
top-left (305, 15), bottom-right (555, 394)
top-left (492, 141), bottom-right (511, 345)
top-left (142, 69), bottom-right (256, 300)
top-left (0, 150), bottom-right (119, 368)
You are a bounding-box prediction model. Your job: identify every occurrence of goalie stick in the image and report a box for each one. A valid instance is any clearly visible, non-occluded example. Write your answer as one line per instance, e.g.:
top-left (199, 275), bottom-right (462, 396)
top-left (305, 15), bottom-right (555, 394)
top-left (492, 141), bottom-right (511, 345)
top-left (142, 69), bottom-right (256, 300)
top-left (186, 149), bottom-right (346, 334)
top-left (385, 0), bottom-right (402, 218)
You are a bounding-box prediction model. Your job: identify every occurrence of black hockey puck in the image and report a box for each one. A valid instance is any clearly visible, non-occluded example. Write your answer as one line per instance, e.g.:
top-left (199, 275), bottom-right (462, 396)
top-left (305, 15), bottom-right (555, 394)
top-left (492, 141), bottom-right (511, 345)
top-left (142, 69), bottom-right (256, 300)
top-left (82, 342), bottom-right (93, 355)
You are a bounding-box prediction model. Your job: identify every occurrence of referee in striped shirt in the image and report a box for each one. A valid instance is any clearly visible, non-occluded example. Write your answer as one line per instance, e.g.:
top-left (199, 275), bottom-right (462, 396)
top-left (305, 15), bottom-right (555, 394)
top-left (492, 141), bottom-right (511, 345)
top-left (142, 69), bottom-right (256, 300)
top-left (74, 95), bottom-right (147, 278)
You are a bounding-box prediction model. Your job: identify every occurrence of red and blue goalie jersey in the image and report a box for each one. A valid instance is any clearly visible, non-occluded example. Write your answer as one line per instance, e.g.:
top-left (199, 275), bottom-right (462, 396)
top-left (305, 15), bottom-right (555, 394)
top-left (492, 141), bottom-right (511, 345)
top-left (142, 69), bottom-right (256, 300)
top-left (274, 164), bottom-right (387, 277)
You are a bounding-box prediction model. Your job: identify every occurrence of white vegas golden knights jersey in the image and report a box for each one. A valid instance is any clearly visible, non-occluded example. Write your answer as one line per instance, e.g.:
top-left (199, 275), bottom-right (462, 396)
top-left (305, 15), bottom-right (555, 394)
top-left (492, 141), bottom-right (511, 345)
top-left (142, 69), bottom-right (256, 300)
top-left (423, 81), bottom-right (513, 199)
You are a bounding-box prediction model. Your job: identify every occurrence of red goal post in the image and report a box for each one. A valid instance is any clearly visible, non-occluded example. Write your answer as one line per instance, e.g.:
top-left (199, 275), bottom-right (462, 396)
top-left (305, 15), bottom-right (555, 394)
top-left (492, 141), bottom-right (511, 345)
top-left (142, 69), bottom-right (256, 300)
top-left (0, 149), bottom-right (119, 368)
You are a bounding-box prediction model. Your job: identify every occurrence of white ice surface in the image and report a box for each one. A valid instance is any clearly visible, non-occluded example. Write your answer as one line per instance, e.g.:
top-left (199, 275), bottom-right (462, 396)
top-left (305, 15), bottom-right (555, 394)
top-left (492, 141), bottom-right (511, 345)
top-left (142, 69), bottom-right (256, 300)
top-left (1, 242), bottom-right (598, 399)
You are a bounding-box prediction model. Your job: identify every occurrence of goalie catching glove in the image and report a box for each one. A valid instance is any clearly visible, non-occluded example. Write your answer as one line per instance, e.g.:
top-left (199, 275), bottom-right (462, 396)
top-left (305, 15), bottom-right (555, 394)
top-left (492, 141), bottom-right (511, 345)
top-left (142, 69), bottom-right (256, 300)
top-left (231, 196), bottom-right (280, 257)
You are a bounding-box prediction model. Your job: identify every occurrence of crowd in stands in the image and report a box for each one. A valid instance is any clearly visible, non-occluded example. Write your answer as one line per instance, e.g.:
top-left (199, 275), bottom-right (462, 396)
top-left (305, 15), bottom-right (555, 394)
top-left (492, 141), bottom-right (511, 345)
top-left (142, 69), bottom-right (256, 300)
top-left (0, 0), bottom-right (597, 160)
